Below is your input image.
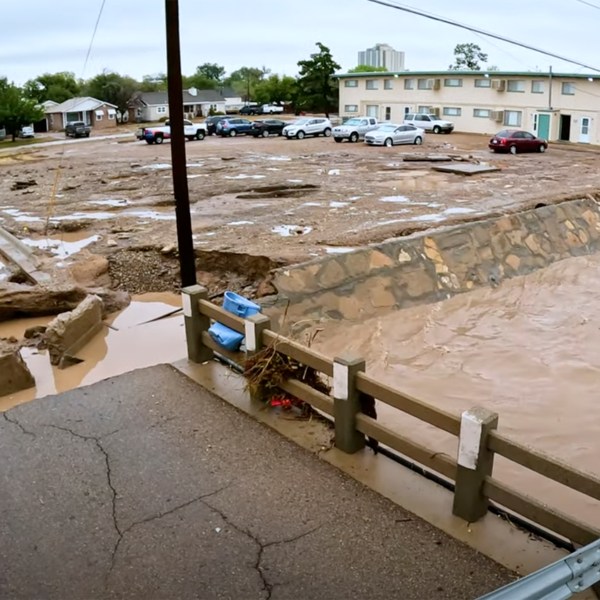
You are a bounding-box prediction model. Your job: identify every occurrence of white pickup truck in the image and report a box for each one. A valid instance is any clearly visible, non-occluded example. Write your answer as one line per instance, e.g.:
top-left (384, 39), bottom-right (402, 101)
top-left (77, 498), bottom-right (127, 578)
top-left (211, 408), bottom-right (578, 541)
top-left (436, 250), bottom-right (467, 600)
top-left (403, 113), bottom-right (454, 134)
top-left (261, 104), bottom-right (284, 114)
top-left (136, 119), bottom-right (207, 144)
top-left (332, 117), bottom-right (379, 143)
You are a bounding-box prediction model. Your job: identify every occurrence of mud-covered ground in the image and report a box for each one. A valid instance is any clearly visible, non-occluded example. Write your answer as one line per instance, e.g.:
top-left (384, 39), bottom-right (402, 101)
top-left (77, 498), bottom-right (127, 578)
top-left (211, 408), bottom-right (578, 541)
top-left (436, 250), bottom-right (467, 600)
top-left (1, 129), bottom-right (600, 295)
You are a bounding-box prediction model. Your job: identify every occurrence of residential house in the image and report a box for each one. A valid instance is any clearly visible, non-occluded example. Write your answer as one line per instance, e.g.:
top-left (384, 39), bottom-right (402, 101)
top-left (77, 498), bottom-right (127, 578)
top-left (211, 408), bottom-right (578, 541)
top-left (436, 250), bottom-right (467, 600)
top-left (337, 70), bottom-right (600, 144)
top-left (34, 100), bottom-right (58, 133)
top-left (45, 97), bottom-right (118, 131)
top-left (219, 87), bottom-right (244, 113)
top-left (128, 89), bottom-right (227, 122)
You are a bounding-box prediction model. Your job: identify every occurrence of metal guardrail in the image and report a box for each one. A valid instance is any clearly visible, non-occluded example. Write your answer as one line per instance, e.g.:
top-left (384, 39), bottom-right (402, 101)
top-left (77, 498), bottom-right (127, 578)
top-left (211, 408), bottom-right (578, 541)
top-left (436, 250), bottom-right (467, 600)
top-left (479, 538), bottom-right (600, 599)
top-left (182, 285), bottom-right (600, 549)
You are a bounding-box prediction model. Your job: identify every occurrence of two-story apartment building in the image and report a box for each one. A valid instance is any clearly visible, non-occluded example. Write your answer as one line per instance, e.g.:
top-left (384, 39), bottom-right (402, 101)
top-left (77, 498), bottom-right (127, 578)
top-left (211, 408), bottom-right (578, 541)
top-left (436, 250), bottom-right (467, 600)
top-left (337, 71), bottom-right (600, 145)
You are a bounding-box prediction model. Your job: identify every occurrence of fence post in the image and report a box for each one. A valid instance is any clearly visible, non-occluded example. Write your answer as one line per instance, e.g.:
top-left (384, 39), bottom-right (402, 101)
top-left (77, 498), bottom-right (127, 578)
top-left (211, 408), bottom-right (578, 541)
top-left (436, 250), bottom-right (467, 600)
top-left (181, 285), bottom-right (212, 363)
top-left (453, 407), bottom-right (498, 522)
top-left (333, 353), bottom-right (366, 454)
top-left (244, 314), bottom-right (271, 403)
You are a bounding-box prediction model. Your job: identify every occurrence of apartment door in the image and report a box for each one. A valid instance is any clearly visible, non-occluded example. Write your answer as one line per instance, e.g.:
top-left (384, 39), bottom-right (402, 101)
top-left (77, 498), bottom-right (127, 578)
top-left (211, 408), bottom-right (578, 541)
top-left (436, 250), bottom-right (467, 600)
top-left (559, 114), bottom-right (571, 141)
top-left (579, 116), bottom-right (590, 143)
top-left (536, 113), bottom-right (550, 140)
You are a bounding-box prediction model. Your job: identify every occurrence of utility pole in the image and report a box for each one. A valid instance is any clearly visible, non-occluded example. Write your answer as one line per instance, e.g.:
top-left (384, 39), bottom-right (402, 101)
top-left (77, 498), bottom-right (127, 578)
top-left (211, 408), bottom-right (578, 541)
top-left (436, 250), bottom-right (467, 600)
top-left (548, 65), bottom-right (553, 111)
top-left (165, 0), bottom-right (196, 287)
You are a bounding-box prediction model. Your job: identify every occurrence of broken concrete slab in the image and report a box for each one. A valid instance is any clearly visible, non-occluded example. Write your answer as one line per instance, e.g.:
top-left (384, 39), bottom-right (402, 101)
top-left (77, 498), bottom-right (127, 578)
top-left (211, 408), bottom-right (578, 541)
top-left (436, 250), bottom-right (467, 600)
top-left (403, 154), bottom-right (455, 162)
top-left (432, 163), bottom-right (501, 176)
top-left (0, 226), bottom-right (50, 285)
top-left (0, 346), bottom-right (35, 396)
top-left (45, 295), bottom-right (104, 367)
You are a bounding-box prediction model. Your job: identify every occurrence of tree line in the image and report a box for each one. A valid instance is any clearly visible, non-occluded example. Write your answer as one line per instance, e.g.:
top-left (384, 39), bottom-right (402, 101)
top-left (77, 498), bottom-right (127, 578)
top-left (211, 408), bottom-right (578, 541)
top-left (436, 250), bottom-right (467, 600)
top-left (0, 43), bottom-right (341, 141)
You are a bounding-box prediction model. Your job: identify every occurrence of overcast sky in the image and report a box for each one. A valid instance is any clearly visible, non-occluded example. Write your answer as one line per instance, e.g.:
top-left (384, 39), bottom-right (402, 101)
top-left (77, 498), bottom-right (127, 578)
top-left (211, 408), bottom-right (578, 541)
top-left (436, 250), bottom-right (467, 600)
top-left (2, 0), bottom-right (599, 85)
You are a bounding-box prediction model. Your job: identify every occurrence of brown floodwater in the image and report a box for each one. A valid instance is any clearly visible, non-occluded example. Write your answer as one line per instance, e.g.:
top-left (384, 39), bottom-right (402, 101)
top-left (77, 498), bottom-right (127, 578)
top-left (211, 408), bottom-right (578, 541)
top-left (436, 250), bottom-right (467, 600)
top-left (311, 253), bottom-right (600, 530)
top-left (0, 293), bottom-right (185, 412)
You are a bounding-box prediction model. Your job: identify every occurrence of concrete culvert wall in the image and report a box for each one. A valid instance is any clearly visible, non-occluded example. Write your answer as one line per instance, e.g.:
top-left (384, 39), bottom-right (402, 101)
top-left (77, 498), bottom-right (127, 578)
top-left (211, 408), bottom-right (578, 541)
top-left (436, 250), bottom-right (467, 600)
top-left (262, 197), bottom-right (600, 332)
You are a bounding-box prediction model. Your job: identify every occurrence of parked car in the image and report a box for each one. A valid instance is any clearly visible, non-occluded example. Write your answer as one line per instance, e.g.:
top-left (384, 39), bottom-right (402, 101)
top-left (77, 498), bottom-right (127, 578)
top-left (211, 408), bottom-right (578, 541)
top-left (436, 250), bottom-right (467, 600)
top-left (136, 119), bottom-right (206, 144)
top-left (332, 117), bottom-right (379, 143)
top-left (239, 105), bottom-right (261, 116)
top-left (282, 118), bottom-right (332, 139)
top-left (403, 113), bottom-right (454, 134)
top-left (65, 121), bottom-right (91, 138)
top-left (261, 104), bottom-right (284, 114)
top-left (216, 117), bottom-right (253, 137)
top-left (205, 115), bottom-right (230, 135)
top-left (249, 119), bottom-right (287, 137)
top-left (19, 125), bottom-right (35, 138)
top-left (364, 123), bottom-right (425, 147)
top-left (489, 129), bottom-right (548, 154)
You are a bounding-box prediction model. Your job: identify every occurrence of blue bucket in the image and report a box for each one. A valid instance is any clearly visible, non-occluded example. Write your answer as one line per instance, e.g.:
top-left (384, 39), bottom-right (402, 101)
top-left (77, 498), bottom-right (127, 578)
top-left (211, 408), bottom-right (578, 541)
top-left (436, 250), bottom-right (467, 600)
top-left (223, 291), bottom-right (260, 318)
top-left (208, 322), bottom-right (244, 352)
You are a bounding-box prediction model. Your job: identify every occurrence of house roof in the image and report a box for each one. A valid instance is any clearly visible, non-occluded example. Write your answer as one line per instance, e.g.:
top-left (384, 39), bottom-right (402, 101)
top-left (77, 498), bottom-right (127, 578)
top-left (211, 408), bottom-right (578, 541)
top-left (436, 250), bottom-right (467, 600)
top-left (45, 96), bottom-right (118, 113)
top-left (132, 89), bottom-right (227, 106)
top-left (335, 70), bottom-right (600, 79)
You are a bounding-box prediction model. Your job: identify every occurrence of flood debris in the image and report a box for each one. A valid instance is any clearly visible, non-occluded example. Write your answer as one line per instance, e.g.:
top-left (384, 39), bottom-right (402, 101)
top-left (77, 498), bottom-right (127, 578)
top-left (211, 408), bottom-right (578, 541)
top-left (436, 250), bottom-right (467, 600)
top-left (0, 343), bottom-right (35, 395)
top-left (432, 163), bottom-right (501, 176)
top-left (10, 179), bottom-right (37, 191)
top-left (45, 295), bottom-right (104, 368)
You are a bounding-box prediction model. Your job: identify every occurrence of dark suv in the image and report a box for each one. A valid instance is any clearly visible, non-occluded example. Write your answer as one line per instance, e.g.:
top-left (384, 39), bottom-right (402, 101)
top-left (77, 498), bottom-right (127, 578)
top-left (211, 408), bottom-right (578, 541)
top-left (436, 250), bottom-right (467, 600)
top-left (240, 105), bottom-right (261, 115)
top-left (205, 115), bottom-right (229, 136)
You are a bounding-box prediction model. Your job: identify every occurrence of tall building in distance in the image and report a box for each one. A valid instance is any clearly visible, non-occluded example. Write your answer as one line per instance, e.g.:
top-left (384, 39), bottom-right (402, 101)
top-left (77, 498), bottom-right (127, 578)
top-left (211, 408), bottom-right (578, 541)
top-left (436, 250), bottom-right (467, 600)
top-left (357, 43), bottom-right (405, 72)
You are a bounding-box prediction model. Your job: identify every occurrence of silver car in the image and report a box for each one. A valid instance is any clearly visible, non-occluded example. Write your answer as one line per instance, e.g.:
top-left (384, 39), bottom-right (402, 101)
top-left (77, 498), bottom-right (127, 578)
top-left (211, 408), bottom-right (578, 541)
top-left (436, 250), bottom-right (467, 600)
top-left (364, 123), bottom-right (425, 147)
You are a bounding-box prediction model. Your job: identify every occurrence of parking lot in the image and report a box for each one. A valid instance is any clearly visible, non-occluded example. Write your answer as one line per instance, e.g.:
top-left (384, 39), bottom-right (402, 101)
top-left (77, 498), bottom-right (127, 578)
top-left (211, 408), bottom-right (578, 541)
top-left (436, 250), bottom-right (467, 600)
top-left (1, 129), bottom-right (599, 295)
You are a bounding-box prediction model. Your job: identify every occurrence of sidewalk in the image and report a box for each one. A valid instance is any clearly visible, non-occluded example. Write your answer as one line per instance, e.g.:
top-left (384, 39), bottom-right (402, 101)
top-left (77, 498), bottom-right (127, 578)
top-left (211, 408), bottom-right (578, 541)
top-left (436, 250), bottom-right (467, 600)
top-left (0, 364), bottom-right (513, 600)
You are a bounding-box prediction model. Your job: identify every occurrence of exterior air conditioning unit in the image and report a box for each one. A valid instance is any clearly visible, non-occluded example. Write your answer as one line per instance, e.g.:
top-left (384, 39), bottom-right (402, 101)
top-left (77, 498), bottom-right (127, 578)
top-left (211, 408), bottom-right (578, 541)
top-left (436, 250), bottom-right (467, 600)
top-left (433, 78), bottom-right (441, 90)
top-left (425, 78), bottom-right (436, 90)
top-left (492, 110), bottom-right (504, 122)
top-left (430, 107), bottom-right (440, 116)
top-left (491, 79), bottom-right (506, 91)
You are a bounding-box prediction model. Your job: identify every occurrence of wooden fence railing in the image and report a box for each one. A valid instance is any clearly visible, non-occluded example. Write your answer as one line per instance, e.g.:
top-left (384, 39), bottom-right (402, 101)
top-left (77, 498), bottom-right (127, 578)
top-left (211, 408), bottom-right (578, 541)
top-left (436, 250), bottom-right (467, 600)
top-left (182, 285), bottom-right (600, 546)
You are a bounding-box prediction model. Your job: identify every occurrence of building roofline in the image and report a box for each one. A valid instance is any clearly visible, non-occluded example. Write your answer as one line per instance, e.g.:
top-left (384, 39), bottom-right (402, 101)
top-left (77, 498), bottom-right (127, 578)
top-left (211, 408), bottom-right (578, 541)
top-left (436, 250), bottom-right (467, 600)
top-left (335, 70), bottom-right (600, 79)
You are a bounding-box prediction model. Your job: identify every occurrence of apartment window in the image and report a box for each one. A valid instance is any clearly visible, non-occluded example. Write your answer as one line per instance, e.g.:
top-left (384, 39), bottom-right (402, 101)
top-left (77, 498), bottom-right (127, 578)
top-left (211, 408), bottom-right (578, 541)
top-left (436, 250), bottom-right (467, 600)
top-left (417, 78), bottom-right (433, 90)
top-left (384, 79), bottom-right (394, 90)
top-left (504, 110), bottom-right (522, 127)
top-left (366, 79), bottom-right (379, 90)
top-left (443, 107), bottom-right (461, 116)
top-left (474, 78), bottom-right (491, 88)
top-left (531, 80), bottom-right (545, 94)
top-left (366, 105), bottom-right (379, 118)
top-left (157, 106), bottom-right (167, 114)
top-left (417, 105), bottom-right (431, 114)
top-left (344, 105), bottom-right (358, 113)
top-left (444, 78), bottom-right (463, 87)
top-left (344, 79), bottom-right (358, 88)
top-left (385, 106), bottom-right (391, 121)
top-left (562, 82), bottom-right (575, 95)
top-left (507, 80), bottom-right (525, 92)
top-left (404, 78), bottom-right (415, 90)
top-left (473, 108), bottom-right (492, 118)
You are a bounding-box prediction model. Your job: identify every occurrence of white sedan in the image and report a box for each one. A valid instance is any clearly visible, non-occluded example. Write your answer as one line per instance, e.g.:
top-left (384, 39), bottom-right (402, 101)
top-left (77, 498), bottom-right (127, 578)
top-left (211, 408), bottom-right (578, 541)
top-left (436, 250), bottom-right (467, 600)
top-left (364, 123), bottom-right (425, 147)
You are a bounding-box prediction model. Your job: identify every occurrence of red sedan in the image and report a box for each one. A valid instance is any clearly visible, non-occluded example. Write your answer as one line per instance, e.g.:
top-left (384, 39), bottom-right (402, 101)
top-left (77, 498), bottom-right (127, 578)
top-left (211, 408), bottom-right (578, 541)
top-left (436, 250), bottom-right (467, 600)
top-left (489, 129), bottom-right (548, 154)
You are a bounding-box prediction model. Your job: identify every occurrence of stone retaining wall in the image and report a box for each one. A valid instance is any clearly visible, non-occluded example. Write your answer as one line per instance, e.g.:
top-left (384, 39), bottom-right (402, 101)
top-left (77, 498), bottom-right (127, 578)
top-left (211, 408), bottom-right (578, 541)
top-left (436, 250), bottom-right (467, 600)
top-left (262, 198), bottom-right (600, 331)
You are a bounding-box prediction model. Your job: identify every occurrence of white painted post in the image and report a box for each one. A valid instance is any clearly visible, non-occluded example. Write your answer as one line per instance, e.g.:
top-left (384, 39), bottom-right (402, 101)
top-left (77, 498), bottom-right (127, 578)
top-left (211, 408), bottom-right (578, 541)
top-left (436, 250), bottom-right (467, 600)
top-left (181, 285), bottom-right (212, 363)
top-left (333, 353), bottom-right (366, 454)
top-left (244, 314), bottom-right (271, 402)
top-left (453, 407), bottom-right (498, 522)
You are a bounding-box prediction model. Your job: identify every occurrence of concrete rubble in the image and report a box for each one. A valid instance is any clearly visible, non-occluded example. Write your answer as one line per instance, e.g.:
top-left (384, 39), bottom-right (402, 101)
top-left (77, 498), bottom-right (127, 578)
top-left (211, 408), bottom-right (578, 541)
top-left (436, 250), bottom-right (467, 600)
top-left (0, 344), bottom-right (35, 395)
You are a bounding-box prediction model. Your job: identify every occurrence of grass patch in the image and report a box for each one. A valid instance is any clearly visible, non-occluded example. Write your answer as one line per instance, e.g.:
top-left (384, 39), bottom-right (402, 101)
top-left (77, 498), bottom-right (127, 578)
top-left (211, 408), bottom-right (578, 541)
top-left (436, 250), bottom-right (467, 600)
top-left (0, 137), bottom-right (54, 148)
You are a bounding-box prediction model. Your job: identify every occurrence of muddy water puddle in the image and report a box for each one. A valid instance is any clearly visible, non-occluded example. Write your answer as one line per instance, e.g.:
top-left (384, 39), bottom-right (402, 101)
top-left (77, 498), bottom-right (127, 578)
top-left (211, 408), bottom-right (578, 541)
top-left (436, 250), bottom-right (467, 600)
top-left (311, 253), bottom-right (600, 529)
top-left (0, 293), bottom-right (185, 412)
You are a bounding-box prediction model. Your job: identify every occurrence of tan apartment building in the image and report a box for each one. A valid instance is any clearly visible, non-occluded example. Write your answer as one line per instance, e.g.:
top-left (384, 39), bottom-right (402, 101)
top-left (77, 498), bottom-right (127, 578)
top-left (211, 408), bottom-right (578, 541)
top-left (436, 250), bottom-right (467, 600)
top-left (336, 71), bottom-right (600, 145)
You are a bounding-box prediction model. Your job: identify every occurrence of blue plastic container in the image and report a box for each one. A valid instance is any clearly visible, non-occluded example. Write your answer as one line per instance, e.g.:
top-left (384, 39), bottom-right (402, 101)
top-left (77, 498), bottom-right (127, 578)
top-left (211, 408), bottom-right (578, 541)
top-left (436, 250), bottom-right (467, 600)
top-left (208, 291), bottom-right (262, 352)
top-left (223, 291), bottom-right (261, 318)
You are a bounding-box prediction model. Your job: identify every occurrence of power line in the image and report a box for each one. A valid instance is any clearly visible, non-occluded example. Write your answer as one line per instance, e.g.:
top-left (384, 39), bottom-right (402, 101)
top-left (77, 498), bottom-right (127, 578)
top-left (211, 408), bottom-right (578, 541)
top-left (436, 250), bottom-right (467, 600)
top-left (574, 0), bottom-right (600, 10)
top-left (83, 0), bottom-right (107, 76)
top-left (367, 0), bottom-right (600, 72)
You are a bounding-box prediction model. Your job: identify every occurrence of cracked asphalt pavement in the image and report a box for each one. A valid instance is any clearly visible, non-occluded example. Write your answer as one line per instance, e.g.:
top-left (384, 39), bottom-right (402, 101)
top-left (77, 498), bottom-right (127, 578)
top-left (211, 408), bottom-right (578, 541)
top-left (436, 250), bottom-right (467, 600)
top-left (0, 365), bottom-right (513, 599)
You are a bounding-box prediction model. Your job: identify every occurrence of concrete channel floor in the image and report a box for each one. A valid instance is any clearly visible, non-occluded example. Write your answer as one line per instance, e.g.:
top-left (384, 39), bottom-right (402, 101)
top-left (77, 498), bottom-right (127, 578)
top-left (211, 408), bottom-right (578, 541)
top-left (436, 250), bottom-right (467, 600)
top-left (0, 364), bottom-right (514, 600)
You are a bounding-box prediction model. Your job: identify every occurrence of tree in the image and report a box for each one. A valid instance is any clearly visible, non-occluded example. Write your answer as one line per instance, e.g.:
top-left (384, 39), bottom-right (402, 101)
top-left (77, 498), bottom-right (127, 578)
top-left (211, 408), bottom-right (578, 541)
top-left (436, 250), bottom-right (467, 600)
top-left (295, 43), bottom-right (341, 117)
top-left (195, 63), bottom-right (225, 82)
top-left (140, 73), bottom-right (168, 92)
top-left (0, 79), bottom-right (44, 141)
top-left (348, 65), bottom-right (388, 73)
top-left (449, 43), bottom-right (488, 70)
top-left (84, 71), bottom-right (138, 122)
top-left (224, 67), bottom-right (269, 100)
top-left (253, 75), bottom-right (296, 105)
top-left (23, 72), bottom-right (81, 104)
top-left (183, 63), bottom-right (226, 90)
